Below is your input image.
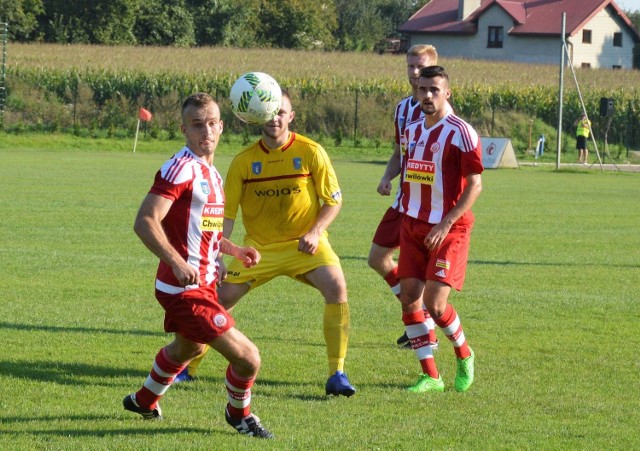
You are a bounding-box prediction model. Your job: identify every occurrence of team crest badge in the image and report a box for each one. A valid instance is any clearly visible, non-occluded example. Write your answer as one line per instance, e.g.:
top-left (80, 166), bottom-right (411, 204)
top-left (293, 157), bottom-right (302, 170)
top-left (431, 142), bottom-right (441, 154)
top-left (252, 162), bottom-right (262, 175)
top-left (200, 180), bottom-right (211, 194)
top-left (213, 313), bottom-right (227, 328)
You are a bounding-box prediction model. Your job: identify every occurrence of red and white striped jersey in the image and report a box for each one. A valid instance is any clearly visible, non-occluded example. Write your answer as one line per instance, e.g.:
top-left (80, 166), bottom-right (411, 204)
top-left (392, 96), bottom-right (424, 210)
top-left (148, 146), bottom-right (225, 294)
top-left (401, 114), bottom-right (484, 225)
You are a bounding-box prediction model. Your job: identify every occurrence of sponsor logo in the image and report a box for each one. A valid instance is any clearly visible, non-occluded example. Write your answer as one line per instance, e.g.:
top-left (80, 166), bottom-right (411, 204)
top-left (436, 259), bottom-right (450, 270)
top-left (201, 203), bottom-right (224, 231)
top-left (399, 116), bottom-right (406, 129)
top-left (408, 142), bottom-right (416, 154)
top-left (213, 313), bottom-right (227, 327)
top-left (252, 162), bottom-right (262, 175)
top-left (405, 159), bottom-right (435, 185)
top-left (254, 186), bottom-right (301, 197)
top-left (435, 269), bottom-right (447, 278)
top-left (331, 190), bottom-right (342, 200)
top-left (200, 180), bottom-right (211, 194)
top-left (487, 143), bottom-right (496, 155)
top-left (293, 157), bottom-right (302, 170)
top-left (228, 271), bottom-right (241, 277)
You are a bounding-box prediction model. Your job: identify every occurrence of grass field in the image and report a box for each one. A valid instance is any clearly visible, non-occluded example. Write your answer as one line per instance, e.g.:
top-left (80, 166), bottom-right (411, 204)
top-left (0, 142), bottom-right (639, 450)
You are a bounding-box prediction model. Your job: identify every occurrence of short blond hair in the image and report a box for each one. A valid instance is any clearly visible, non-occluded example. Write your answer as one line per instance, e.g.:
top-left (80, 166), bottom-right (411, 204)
top-left (407, 44), bottom-right (438, 64)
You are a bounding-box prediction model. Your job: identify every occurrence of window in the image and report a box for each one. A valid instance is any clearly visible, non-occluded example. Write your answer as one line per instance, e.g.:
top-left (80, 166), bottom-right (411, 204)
top-left (581, 62), bottom-right (591, 68)
top-left (582, 29), bottom-right (592, 44)
top-left (613, 65), bottom-right (622, 69)
top-left (613, 32), bottom-right (622, 47)
top-left (487, 26), bottom-right (504, 48)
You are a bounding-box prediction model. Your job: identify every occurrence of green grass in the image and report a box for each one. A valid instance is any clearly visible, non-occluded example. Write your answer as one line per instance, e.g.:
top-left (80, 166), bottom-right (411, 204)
top-left (1, 142), bottom-right (639, 450)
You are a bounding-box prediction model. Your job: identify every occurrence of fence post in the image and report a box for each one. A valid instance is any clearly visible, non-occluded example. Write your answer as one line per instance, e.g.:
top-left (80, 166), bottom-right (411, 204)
top-left (354, 89), bottom-right (359, 145)
top-left (0, 21), bottom-right (8, 128)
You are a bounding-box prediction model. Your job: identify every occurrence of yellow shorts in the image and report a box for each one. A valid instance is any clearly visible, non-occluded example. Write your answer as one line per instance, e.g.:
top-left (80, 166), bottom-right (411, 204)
top-left (225, 235), bottom-right (341, 289)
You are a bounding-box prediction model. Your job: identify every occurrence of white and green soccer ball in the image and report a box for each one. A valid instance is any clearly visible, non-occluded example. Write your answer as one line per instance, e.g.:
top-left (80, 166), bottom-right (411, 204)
top-left (229, 72), bottom-right (282, 125)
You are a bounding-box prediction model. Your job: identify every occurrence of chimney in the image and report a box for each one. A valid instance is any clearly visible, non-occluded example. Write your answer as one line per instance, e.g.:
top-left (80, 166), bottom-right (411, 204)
top-left (458, 0), bottom-right (481, 20)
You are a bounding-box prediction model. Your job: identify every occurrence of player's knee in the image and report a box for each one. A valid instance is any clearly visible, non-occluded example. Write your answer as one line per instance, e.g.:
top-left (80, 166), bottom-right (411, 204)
top-left (239, 343), bottom-right (261, 376)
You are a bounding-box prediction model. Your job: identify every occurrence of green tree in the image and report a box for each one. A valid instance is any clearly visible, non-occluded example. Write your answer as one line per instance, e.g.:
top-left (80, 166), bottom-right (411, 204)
top-left (625, 10), bottom-right (640, 69)
top-left (258, 0), bottom-right (337, 50)
top-left (188, 0), bottom-right (261, 47)
top-left (0, 0), bottom-right (45, 41)
top-left (134, 0), bottom-right (195, 47)
top-left (334, 0), bottom-right (420, 51)
top-left (334, 0), bottom-right (384, 51)
top-left (40, 0), bottom-right (137, 44)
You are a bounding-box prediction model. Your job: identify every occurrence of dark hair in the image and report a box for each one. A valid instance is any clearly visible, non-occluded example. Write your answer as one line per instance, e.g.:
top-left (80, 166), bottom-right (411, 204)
top-left (419, 65), bottom-right (449, 82)
top-left (181, 92), bottom-right (215, 115)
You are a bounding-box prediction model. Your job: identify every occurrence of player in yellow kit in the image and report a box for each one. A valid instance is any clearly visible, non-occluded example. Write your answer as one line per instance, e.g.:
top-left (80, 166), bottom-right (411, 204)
top-left (176, 91), bottom-right (355, 396)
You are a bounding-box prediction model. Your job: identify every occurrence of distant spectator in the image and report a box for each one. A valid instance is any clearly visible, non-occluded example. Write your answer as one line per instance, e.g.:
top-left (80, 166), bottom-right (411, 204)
top-left (574, 113), bottom-right (591, 164)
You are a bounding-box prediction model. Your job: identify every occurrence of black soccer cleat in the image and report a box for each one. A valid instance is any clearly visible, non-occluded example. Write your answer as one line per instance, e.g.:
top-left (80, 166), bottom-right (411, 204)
top-left (397, 332), bottom-right (439, 350)
top-left (123, 394), bottom-right (163, 420)
top-left (225, 407), bottom-right (274, 439)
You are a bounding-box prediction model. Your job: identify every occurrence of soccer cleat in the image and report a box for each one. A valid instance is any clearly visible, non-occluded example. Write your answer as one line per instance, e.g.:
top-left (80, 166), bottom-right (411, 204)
top-left (225, 407), bottom-right (274, 439)
top-left (173, 367), bottom-right (197, 383)
top-left (397, 332), bottom-right (439, 350)
top-left (123, 394), bottom-right (162, 420)
top-left (406, 373), bottom-right (445, 393)
top-left (454, 348), bottom-right (475, 392)
top-left (396, 332), bottom-right (412, 349)
top-left (325, 371), bottom-right (356, 397)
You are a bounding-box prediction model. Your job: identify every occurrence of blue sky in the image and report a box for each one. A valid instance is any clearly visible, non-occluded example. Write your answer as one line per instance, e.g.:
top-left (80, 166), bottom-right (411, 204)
top-left (616, 0), bottom-right (640, 12)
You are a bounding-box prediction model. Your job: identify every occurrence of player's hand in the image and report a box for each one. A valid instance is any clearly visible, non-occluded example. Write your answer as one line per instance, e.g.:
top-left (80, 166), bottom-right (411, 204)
top-left (377, 178), bottom-right (392, 196)
top-left (172, 260), bottom-right (200, 287)
top-left (423, 222), bottom-right (450, 252)
top-left (237, 246), bottom-right (261, 268)
top-left (216, 256), bottom-right (227, 285)
top-left (298, 231), bottom-right (320, 255)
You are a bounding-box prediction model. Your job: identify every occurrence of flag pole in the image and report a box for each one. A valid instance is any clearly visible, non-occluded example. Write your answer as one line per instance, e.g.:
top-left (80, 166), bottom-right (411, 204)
top-left (133, 118), bottom-right (141, 154)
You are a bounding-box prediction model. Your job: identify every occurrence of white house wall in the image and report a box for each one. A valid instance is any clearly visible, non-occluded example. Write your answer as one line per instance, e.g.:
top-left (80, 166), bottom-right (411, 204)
top-left (567, 8), bottom-right (635, 69)
top-left (407, 4), bottom-right (635, 68)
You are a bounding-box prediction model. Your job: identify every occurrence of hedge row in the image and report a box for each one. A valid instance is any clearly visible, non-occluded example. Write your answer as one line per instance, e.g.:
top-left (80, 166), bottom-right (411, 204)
top-left (3, 66), bottom-right (639, 149)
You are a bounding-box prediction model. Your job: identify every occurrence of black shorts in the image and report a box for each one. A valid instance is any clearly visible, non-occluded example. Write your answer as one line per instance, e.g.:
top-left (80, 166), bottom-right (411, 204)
top-left (576, 135), bottom-right (587, 149)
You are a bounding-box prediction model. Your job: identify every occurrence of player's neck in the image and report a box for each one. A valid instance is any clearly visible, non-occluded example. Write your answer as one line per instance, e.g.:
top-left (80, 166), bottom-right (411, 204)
top-left (262, 131), bottom-right (290, 150)
top-left (424, 111), bottom-right (447, 129)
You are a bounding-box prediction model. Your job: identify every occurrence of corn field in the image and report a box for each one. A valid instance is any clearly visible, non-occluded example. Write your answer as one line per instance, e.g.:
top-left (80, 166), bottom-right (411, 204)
top-left (3, 44), bottom-right (640, 151)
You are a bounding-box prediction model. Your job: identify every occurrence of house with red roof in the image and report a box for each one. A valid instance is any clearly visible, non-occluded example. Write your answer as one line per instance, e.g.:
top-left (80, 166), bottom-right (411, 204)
top-left (399, 0), bottom-right (640, 69)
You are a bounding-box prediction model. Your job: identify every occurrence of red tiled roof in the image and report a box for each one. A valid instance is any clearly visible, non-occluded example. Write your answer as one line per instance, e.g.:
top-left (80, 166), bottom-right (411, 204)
top-left (400, 0), bottom-right (640, 41)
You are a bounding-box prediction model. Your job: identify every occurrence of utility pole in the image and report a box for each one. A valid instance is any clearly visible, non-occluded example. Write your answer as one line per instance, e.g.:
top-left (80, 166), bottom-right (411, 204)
top-left (556, 13), bottom-right (566, 170)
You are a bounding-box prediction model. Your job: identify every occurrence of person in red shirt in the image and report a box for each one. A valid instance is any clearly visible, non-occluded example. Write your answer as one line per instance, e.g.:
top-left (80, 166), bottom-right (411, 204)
top-left (399, 66), bottom-right (483, 393)
top-left (369, 44), bottom-right (441, 349)
top-left (122, 92), bottom-right (273, 438)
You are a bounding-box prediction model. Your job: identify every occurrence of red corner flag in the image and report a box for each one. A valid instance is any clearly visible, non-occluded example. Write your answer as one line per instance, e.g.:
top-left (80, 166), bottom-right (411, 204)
top-left (138, 107), bottom-right (153, 122)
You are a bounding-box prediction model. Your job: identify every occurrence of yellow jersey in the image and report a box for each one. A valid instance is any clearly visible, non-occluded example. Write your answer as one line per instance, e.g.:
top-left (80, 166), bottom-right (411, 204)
top-left (224, 132), bottom-right (342, 246)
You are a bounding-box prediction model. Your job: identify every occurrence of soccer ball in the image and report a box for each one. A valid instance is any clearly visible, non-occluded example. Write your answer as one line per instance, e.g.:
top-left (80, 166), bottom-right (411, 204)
top-left (229, 72), bottom-right (282, 125)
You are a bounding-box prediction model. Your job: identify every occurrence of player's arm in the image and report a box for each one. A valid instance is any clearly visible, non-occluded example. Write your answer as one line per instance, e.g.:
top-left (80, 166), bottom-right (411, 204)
top-left (134, 193), bottom-right (199, 286)
top-left (424, 173), bottom-right (482, 251)
top-left (298, 202), bottom-right (342, 255)
top-left (377, 143), bottom-right (402, 196)
top-left (219, 232), bottom-right (260, 269)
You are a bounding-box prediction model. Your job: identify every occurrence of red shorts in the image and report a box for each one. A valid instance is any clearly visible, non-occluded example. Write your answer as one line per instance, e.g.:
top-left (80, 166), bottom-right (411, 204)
top-left (155, 284), bottom-right (235, 344)
top-left (372, 207), bottom-right (403, 248)
top-left (398, 215), bottom-right (472, 291)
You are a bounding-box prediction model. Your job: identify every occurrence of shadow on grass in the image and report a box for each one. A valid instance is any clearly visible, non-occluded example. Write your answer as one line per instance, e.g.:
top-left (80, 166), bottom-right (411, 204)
top-left (0, 359), bottom-right (160, 384)
top-left (1, 425), bottom-right (216, 438)
top-left (470, 259), bottom-right (639, 268)
top-left (0, 321), bottom-right (163, 337)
